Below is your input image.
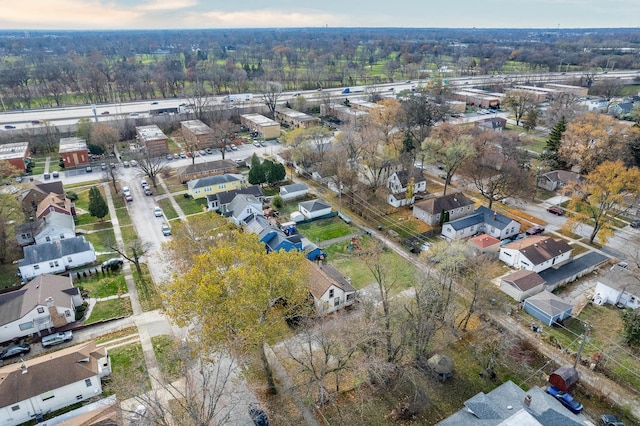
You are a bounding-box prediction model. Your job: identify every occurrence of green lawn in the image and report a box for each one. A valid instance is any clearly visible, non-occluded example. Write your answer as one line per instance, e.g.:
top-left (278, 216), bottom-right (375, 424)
top-left (85, 297), bottom-right (132, 324)
top-left (297, 217), bottom-right (358, 242)
top-left (0, 263), bottom-right (21, 290)
top-left (76, 272), bottom-right (127, 298)
top-left (151, 335), bottom-right (182, 382)
top-left (115, 206), bottom-right (132, 226)
top-left (103, 343), bottom-right (150, 399)
top-left (83, 228), bottom-right (116, 254)
top-left (157, 198), bottom-right (179, 220)
top-left (74, 213), bottom-right (105, 227)
top-left (120, 225), bottom-right (139, 244)
top-left (173, 195), bottom-right (207, 216)
top-left (133, 263), bottom-right (163, 311)
top-left (323, 236), bottom-right (418, 292)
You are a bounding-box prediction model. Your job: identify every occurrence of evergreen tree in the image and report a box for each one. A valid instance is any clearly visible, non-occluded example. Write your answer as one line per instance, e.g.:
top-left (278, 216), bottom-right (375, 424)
top-left (248, 153), bottom-right (265, 185)
top-left (263, 160), bottom-right (286, 186)
top-left (541, 116), bottom-right (567, 168)
top-left (88, 186), bottom-right (108, 220)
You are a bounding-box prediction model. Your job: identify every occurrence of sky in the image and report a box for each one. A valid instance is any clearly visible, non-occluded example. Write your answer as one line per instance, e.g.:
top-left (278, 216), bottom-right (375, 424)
top-left (0, 0), bottom-right (638, 30)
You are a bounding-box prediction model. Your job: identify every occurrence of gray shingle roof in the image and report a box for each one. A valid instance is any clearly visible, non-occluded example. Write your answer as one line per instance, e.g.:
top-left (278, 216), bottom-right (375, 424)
top-left (18, 237), bottom-right (93, 266)
top-left (504, 236), bottom-right (573, 265)
top-left (525, 291), bottom-right (573, 317)
top-left (206, 185), bottom-right (264, 205)
top-left (280, 182), bottom-right (308, 194)
top-left (502, 270), bottom-right (546, 291)
top-left (187, 174), bottom-right (242, 190)
top-left (414, 192), bottom-right (474, 215)
top-left (299, 199), bottom-right (330, 212)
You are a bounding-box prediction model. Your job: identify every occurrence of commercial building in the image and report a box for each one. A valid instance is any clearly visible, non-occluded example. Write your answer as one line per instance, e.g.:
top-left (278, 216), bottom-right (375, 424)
top-left (181, 120), bottom-right (216, 150)
top-left (274, 107), bottom-right (320, 129)
top-left (0, 142), bottom-right (30, 172)
top-left (58, 137), bottom-right (89, 167)
top-left (239, 114), bottom-right (281, 139)
top-left (136, 125), bottom-right (169, 154)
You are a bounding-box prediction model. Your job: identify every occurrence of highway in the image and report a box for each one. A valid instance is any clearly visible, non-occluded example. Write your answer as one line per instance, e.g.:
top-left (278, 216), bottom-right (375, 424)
top-left (0, 69), bottom-right (638, 130)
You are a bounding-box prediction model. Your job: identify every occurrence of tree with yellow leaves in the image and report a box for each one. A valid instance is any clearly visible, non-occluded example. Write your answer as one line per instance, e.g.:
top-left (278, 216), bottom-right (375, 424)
top-left (163, 229), bottom-right (311, 395)
top-left (566, 160), bottom-right (640, 244)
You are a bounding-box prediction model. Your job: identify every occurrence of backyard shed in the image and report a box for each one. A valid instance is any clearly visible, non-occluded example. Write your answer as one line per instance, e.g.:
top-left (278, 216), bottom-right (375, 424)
top-left (427, 354), bottom-right (453, 381)
top-left (548, 365), bottom-right (579, 392)
top-left (523, 291), bottom-right (573, 326)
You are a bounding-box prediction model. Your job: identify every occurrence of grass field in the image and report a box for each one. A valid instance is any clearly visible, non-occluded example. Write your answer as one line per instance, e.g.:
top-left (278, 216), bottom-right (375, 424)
top-left (174, 194), bottom-right (207, 216)
top-left (103, 342), bottom-right (149, 399)
top-left (157, 198), bottom-right (179, 220)
top-left (133, 263), bottom-right (163, 311)
top-left (151, 335), bottom-right (182, 382)
top-left (297, 217), bottom-right (358, 242)
top-left (85, 297), bottom-right (132, 324)
top-left (76, 272), bottom-right (127, 298)
top-left (83, 228), bottom-right (117, 255)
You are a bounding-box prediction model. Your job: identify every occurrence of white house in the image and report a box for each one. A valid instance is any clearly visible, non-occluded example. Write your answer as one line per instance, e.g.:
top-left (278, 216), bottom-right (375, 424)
top-left (0, 274), bottom-right (83, 344)
top-left (0, 341), bottom-right (111, 426)
top-left (18, 237), bottom-right (96, 282)
top-left (34, 212), bottom-right (76, 245)
top-left (412, 193), bottom-right (475, 226)
top-left (228, 194), bottom-right (263, 226)
top-left (499, 270), bottom-right (546, 302)
top-left (441, 206), bottom-right (520, 241)
top-left (299, 199), bottom-right (332, 220)
top-left (308, 262), bottom-right (356, 314)
top-left (279, 183), bottom-right (309, 201)
top-left (206, 185), bottom-right (264, 212)
top-left (386, 169), bottom-right (427, 208)
top-left (499, 236), bottom-right (573, 273)
top-left (593, 265), bottom-right (640, 309)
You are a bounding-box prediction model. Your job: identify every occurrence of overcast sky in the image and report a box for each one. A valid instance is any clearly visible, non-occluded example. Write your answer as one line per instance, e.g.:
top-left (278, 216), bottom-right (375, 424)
top-left (0, 0), bottom-right (638, 30)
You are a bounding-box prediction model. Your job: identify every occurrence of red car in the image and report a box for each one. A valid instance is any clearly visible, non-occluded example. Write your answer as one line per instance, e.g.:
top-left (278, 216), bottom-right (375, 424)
top-left (547, 206), bottom-right (564, 216)
top-left (526, 225), bottom-right (545, 235)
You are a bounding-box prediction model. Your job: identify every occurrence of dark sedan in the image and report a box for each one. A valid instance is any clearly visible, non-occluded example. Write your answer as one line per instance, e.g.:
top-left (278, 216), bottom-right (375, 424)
top-left (0, 343), bottom-right (31, 361)
top-left (525, 225), bottom-right (545, 235)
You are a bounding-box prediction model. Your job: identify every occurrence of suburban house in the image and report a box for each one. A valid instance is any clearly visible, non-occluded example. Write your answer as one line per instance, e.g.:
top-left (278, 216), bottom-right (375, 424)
top-left (0, 141), bottom-right (30, 172)
top-left (33, 212), bottom-right (76, 245)
top-left (0, 341), bottom-right (111, 426)
top-left (536, 169), bottom-right (583, 192)
top-left (36, 193), bottom-right (74, 220)
top-left (593, 265), bottom-right (640, 309)
top-left (468, 233), bottom-right (501, 255)
top-left (243, 214), bottom-right (303, 253)
top-left (206, 185), bottom-right (264, 212)
top-left (499, 235), bottom-right (573, 273)
top-left (181, 119), bottom-right (215, 150)
top-left (187, 174), bottom-right (244, 199)
top-left (239, 113), bottom-right (281, 139)
top-left (358, 160), bottom-right (403, 189)
top-left (299, 199), bottom-right (332, 220)
top-left (437, 380), bottom-right (587, 425)
top-left (228, 194), bottom-right (263, 226)
top-left (19, 180), bottom-right (65, 218)
top-left (610, 101), bottom-right (634, 118)
top-left (18, 236), bottom-right (96, 282)
top-left (524, 291), bottom-right (574, 326)
top-left (274, 107), bottom-right (321, 129)
top-left (0, 274), bottom-right (83, 344)
top-left (308, 261), bottom-right (357, 314)
top-left (176, 159), bottom-right (238, 183)
top-left (15, 219), bottom-right (44, 247)
top-left (441, 206), bottom-right (520, 241)
top-left (279, 182), bottom-right (309, 201)
top-left (136, 125), bottom-right (169, 154)
top-left (499, 270), bottom-right (546, 302)
top-left (58, 137), bottom-right (89, 167)
top-left (412, 193), bottom-right (475, 227)
top-left (386, 169), bottom-right (427, 208)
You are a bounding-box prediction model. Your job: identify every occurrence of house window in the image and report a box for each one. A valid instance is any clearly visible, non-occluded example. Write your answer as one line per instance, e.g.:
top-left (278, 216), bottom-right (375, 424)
top-left (19, 322), bottom-right (33, 331)
top-left (21, 234), bottom-right (27, 239)
top-left (11, 405), bottom-right (20, 412)
top-left (65, 310), bottom-right (71, 317)
top-left (334, 297), bottom-right (340, 307)
top-left (49, 262), bottom-right (54, 268)
top-left (37, 307), bottom-right (45, 314)
top-left (46, 236), bottom-right (51, 242)
top-left (60, 234), bottom-right (65, 239)
top-left (76, 395), bottom-right (83, 400)
top-left (503, 252), bottom-right (512, 257)
top-left (68, 257), bottom-right (72, 262)
top-left (34, 265), bottom-right (40, 270)
top-left (85, 378), bottom-right (92, 387)
top-left (346, 293), bottom-right (355, 301)
top-left (54, 261), bottom-right (59, 267)
top-left (328, 289), bottom-right (334, 298)
top-left (41, 391), bottom-right (55, 401)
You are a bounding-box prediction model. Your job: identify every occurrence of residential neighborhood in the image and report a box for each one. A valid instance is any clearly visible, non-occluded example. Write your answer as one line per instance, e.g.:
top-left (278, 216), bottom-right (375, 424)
top-left (1, 25), bottom-right (640, 426)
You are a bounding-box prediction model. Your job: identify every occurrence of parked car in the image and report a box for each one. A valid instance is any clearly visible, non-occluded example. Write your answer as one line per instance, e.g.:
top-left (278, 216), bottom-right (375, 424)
top-left (173, 153), bottom-right (180, 159)
top-left (41, 331), bottom-right (73, 348)
top-left (0, 342), bottom-right (30, 361)
top-left (205, 148), bottom-right (213, 154)
top-left (162, 224), bottom-right (171, 236)
top-left (179, 152), bottom-right (187, 159)
top-left (166, 154), bottom-right (173, 160)
top-left (101, 111), bottom-right (110, 115)
top-left (599, 414), bottom-right (625, 426)
top-left (130, 159), bottom-right (138, 167)
top-left (102, 258), bottom-right (124, 269)
top-left (547, 206), bottom-right (564, 216)
top-left (141, 179), bottom-right (148, 187)
top-left (630, 220), bottom-right (640, 229)
top-left (230, 144), bottom-right (238, 151)
top-left (144, 187), bottom-right (153, 196)
top-left (101, 162), bottom-right (107, 170)
top-left (546, 386), bottom-right (583, 414)
top-left (259, 142), bottom-right (267, 147)
top-left (253, 141), bottom-right (261, 147)
top-left (123, 161), bottom-right (130, 167)
top-left (526, 225), bottom-right (545, 235)
top-left (85, 166), bottom-right (92, 173)
top-left (110, 163), bottom-right (116, 169)
top-left (199, 150), bottom-right (207, 156)
top-left (52, 171), bottom-right (59, 178)
top-left (125, 193), bottom-right (133, 202)
top-left (154, 206), bottom-right (163, 217)
top-left (4, 125), bottom-right (16, 129)
top-left (43, 173), bottom-right (51, 180)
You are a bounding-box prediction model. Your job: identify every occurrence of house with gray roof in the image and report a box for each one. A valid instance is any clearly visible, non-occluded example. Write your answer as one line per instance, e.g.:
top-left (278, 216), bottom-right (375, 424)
top-left (207, 185), bottom-right (264, 212)
top-left (524, 291), bottom-right (574, 326)
top-left (387, 169), bottom-right (427, 207)
top-left (34, 211), bottom-right (76, 245)
top-left (299, 199), bottom-right (332, 220)
top-left (536, 170), bottom-right (583, 192)
top-left (413, 192), bottom-right (475, 226)
top-left (0, 274), bottom-right (83, 344)
top-left (186, 173), bottom-right (244, 199)
top-left (18, 236), bottom-right (96, 282)
top-left (0, 341), bottom-right (111, 426)
top-left (499, 235), bottom-right (573, 273)
top-left (279, 182), bottom-right (309, 201)
top-left (437, 380), bottom-right (586, 425)
top-left (442, 206), bottom-right (520, 241)
top-left (243, 214), bottom-right (303, 253)
top-left (499, 270), bottom-right (546, 302)
top-left (228, 194), bottom-right (263, 226)
top-left (593, 265), bottom-right (640, 309)
top-left (176, 159), bottom-right (238, 183)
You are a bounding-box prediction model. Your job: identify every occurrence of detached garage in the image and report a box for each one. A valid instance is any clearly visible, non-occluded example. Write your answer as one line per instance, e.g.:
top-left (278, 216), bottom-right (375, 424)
top-left (523, 291), bottom-right (573, 326)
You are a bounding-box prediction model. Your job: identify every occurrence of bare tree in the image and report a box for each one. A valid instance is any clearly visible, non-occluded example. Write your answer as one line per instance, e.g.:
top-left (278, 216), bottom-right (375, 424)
top-left (259, 80), bottom-right (283, 119)
top-left (133, 151), bottom-right (169, 189)
top-left (107, 238), bottom-right (152, 276)
top-left (102, 161), bottom-right (122, 192)
top-left (503, 89), bottom-right (538, 127)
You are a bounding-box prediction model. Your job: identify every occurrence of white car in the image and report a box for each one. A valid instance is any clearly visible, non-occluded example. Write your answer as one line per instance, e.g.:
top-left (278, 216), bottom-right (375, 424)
top-left (154, 206), bottom-right (163, 217)
top-left (41, 331), bottom-right (73, 347)
top-left (122, 186), bottom-right (131, 195)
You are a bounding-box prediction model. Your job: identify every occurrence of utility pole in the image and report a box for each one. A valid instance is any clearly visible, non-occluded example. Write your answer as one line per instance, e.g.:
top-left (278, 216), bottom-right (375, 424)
top-left (574, 323), bottom-right (590, 368)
